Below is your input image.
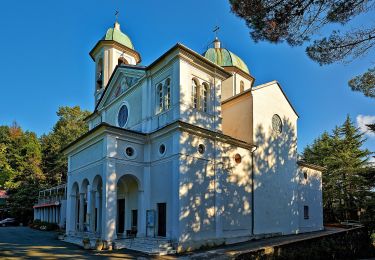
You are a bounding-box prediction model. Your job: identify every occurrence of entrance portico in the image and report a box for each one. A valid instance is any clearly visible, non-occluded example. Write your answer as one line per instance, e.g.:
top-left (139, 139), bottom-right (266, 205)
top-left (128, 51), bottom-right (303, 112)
top-left (116, 174), bottom-right (142, 238)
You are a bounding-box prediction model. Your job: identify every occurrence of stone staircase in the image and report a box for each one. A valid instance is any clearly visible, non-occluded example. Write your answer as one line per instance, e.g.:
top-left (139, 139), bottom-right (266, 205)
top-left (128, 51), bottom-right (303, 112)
top-left (114, 237), bottom-right (176, 255)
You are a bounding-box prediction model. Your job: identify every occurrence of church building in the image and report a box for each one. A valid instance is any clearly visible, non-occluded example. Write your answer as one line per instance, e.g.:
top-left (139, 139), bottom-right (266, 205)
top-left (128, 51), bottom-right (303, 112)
top-left (61, 20), bottom-right (324, 254)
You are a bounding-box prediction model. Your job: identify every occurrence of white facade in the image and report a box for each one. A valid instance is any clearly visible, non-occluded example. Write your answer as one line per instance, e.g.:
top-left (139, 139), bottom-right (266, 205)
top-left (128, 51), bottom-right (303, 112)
top-left (63, 22), bottom-right (324, 252)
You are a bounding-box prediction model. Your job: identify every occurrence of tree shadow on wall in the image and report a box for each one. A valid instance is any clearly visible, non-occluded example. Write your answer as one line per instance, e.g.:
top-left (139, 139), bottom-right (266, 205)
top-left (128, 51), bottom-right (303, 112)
top-left (253, 117), bottom-right (300, 234)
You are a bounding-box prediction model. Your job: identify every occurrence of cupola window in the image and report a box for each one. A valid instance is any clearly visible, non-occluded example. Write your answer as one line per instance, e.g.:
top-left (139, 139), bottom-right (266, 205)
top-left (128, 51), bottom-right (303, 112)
top-left (96, 59), bottom-right (103, 90)
top-left (118, 57), bottom-right (129, 65)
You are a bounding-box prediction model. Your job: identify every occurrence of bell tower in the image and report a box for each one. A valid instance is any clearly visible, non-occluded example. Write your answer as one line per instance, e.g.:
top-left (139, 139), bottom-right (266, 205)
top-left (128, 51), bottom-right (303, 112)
top-left (89, 18), bottom-right (141, 105)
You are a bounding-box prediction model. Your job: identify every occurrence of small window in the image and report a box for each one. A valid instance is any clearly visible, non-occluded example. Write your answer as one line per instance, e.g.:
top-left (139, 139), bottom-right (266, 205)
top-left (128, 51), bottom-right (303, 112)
top-left (118, 105), bottom-right (129, 127)
top-left (234, 154), bottom-right (242, 164)
top-left (118, 57), bottom-right (128, 65)
top-left (96, 59), bottom-right (103, 90)
top-left (303, 172), bottom-right (308, 180)
top-left (192, 78), bottom-right (199, 109)
top-left (198, 144), bottom-right (205, 154)
top-left (157, 83), bottom-right (163, 113)
top-left (125, 147), bottom-right (135, 157)
top-left (165, 78), bottom-right (171, 110)
top-left (159, 144), bottom-right (166, 155)
top-left (304, 205), bottom-right (309, 219)
top-left (240, 81), bottom-right (244, 93)
top-left (202, 82), bottom-right (209, 112)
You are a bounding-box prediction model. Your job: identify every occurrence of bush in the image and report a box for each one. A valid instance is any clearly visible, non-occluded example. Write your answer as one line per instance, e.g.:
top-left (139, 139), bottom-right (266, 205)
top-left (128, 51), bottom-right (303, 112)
top-left (30, 220), bottom-right (59, 231)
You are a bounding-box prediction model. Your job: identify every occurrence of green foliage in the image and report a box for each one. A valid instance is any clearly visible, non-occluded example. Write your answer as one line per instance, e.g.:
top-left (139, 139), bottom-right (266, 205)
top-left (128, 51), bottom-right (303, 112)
top-left (303, 116), bottom-right (374, 224)
top-left (41, 106), bottom-right (90, 186)
top-left (0, 106), bottom-right (89, 222)
top-left (229, 0), bottom-right (375, 98)
top-left (0, 123), bottom-right (45, 223)
top-left (348, 67), bottom-right (375, 98)
top-left (30, 219), bottom-right (59, 231)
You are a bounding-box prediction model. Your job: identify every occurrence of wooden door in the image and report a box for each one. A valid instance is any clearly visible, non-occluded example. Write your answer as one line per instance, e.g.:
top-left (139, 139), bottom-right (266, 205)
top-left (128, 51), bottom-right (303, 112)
top-left (157, 203), bottom-right (166, 237)
top-left (117, 199), bottom-right (125, 233)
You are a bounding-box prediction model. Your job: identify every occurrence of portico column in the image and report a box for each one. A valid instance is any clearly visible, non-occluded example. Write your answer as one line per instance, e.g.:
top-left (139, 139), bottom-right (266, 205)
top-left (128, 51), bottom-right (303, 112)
top-left (66, 194), bottom-right (75, 233)
top-left (79, 193), bottom-right (85, 232)
top-left (102, 158), bottom-right (117, 242)
top-left (89, 189), bottom-right (96, 232)
top-left (138, 190), bottom-right (145, 237)
top-left (96, 190), bottom-right (102, 233)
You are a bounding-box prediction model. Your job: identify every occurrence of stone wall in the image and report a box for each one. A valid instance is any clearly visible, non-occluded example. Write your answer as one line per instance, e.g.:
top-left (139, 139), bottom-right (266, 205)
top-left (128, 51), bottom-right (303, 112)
top-left (236, 227), bottom-right (374, 259)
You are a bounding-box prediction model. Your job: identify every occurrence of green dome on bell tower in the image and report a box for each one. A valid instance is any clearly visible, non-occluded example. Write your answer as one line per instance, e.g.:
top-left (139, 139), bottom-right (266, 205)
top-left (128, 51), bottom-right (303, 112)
top-left (203, 38), bottom-right (250, 74)
top-left (103, 21), bottom-right (134, 50)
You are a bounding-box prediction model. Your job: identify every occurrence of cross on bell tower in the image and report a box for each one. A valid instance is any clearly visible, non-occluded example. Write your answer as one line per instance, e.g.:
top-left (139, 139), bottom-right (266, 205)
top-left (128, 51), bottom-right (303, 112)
top-left (213, 26), bottom-right (221, 49)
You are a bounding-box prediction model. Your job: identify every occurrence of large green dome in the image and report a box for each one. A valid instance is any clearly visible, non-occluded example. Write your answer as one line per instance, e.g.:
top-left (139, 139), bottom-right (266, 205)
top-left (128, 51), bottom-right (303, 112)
top-left (203, 46), bottom-right (249, 74)
top-left (103, 22), bottom-right (134, 50)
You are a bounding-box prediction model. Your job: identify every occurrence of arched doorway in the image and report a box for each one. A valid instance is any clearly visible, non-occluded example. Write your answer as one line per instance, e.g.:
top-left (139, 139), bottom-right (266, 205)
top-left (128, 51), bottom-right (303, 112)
top-left (117, 175), bottom-right (140, 238)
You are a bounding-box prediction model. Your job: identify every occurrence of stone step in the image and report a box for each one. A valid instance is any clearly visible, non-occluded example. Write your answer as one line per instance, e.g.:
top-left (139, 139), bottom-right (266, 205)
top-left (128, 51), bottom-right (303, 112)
top-left (114, 238), bottom-right (175, 255)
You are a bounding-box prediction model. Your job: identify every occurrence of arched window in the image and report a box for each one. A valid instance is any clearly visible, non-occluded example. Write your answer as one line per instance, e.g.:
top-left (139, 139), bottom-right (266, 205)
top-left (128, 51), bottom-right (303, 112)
top-left (192, 78), bottom-right (200, 109)
top-left (118, 57), bottom-right (128, 65)
top-left (157, 83), bottom-right (163, 113)
top-left (165, 78), bottom-right (171, 109)
top-left (202, 82), bottom-right (209, 112)
top-left (240, 80), bottom-right (245, 93)
top-left (96, 59), bottom-right (103, 90)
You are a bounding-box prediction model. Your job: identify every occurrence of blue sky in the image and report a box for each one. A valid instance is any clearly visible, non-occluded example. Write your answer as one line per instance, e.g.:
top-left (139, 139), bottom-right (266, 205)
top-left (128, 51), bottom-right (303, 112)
top-left (0, 0), bottom-right (374, 154)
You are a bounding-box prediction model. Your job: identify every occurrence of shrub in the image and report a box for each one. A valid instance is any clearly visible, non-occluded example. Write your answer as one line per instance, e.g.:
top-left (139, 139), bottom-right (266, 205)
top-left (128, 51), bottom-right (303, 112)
top-left (30, 220), bottom-right (59, 231)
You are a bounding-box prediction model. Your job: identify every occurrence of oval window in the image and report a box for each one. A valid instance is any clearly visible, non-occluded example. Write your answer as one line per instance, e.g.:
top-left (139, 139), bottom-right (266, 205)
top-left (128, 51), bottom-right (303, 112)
top-left (198, 144), bottom-right (205, 154)
top-left (118, 105), bottom-right (129, 127)
top-left (272, 114), bottom-right (282, 134)
top-left (159, 144), bottom-right (166, 155)
top-left (234, 153), bottom-right (242, 164)
top-left (125, 147), bottom-right (134, 157)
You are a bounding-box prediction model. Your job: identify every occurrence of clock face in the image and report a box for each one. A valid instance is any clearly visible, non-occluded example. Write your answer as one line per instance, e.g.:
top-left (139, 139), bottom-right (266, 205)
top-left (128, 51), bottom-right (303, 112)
top-left (272, 114), bottom-right (282, 134)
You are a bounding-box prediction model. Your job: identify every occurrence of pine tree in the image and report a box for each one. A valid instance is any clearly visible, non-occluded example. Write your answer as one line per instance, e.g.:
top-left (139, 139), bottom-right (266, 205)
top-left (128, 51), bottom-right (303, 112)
top-left (229, 0), bottom-right (375, 98)
top-left (303, 116), bottom-right (374, 223)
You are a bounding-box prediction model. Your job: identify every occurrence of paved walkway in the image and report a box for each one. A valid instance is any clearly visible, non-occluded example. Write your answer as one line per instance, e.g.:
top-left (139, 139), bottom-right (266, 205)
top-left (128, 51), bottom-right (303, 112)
top-left (0, 226), bottom-right (346, 259)
top-left (0, 227), bottom-right (147, 259)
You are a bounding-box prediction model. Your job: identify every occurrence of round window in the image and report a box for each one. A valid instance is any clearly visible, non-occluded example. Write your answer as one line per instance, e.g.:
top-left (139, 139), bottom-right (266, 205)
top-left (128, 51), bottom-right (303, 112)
top-left (125, 147), bottom-right (134, 157)
top-left (118, 105), bottom-right (129, 127)
top-left (234, 153), bottom-right (242, 164)
top-left (198, 144), bottom-right (205, 154)
top-left (159, 144), bottom-right (166, 155)
top-left (272, 114), bottom-right (282, 134)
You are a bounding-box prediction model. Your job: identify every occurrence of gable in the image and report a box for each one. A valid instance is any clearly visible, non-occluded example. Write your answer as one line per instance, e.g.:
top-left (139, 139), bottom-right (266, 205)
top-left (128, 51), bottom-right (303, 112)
top-left (96, 66), bottom-right (146, 111)
top-left (252, 80), bottom-right (299, 118)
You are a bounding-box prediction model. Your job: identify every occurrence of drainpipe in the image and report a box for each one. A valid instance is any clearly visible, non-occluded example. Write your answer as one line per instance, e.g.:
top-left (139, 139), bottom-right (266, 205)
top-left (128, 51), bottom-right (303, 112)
top-left (251, 145), bottom-right (258, 236)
